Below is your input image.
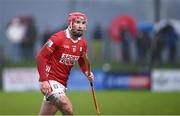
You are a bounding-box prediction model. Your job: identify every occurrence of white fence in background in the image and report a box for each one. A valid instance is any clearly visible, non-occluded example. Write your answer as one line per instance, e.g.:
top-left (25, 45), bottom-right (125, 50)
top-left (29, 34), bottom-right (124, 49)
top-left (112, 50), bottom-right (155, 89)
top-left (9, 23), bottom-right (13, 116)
top-left (3, 68), bottom-right (180, 92)
top-left (152, 69), bottom-right (180, 92)
top-left (3, 68), bottom-right (40, 92)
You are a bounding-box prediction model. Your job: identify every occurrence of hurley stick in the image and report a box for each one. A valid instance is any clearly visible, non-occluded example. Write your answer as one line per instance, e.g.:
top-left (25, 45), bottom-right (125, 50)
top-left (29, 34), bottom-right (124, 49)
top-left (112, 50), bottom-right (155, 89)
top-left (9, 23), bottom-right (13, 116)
top-left (82, 54), bottom-right (100, 115)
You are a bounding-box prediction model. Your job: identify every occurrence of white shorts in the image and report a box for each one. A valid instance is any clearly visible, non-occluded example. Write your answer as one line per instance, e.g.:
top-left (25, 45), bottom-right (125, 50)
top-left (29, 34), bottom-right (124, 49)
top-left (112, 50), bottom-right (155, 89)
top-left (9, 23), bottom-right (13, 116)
top-left (44, 80), bottom-right (67, 101)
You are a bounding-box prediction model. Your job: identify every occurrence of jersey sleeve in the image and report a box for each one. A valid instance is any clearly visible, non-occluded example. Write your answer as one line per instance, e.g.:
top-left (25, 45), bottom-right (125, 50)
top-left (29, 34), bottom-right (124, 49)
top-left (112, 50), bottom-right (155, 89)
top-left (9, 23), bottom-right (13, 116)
top-left (36, 34), bottom-right (60, 81)
top-left (45, 34), bottom-right (60, 52)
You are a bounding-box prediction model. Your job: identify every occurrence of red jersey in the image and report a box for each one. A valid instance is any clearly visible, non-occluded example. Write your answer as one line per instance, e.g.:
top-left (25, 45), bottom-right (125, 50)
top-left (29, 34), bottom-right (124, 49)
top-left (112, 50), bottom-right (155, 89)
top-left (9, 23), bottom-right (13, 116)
top-left (36, 29), bottom-right (88, 87)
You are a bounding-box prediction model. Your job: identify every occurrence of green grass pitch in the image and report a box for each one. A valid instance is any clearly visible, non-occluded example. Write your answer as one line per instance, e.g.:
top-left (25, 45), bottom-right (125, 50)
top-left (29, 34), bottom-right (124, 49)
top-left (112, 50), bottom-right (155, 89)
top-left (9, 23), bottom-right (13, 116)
top-left (0, 90), bottom-right (180, 115)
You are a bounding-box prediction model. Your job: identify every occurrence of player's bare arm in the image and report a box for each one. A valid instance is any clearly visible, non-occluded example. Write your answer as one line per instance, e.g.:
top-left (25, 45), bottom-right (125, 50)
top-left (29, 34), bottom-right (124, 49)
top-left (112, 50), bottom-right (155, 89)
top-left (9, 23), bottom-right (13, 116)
top-left (78, 53), bottom-right (94, 82)
top-left (82, 53), bottom-right (94, 82)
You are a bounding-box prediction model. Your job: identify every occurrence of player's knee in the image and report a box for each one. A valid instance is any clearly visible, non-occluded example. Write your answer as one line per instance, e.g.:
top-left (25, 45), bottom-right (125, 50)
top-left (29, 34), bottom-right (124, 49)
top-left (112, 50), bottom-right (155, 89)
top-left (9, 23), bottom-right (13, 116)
top-left (66, 108), bottom-right (73, 115)
top-left (63, 106), bottom-right (73, 115)
top-left (47, 94), bottom-right (73, 115)
top-left (61, 100), bottom-right (73, 115)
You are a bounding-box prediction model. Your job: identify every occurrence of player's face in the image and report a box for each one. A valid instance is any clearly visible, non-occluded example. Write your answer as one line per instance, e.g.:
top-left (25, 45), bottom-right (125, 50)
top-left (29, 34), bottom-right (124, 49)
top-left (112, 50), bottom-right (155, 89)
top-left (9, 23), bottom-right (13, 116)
top-left (71, 18), bottom-right (87, 37)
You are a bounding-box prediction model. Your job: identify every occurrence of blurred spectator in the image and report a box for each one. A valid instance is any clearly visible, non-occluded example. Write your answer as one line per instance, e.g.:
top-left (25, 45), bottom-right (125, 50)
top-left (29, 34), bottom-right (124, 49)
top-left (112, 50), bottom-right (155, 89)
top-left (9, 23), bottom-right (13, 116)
top-left (151, 24), bottom-right (179, 65)
top-left (150, 26), bottom-right (166, 66)
top-left (163, 24), bottom-right (178, 64)
top-left (20, 16), bottom-right (37, 60)
top-left (136, 31), bottom-right (152, 65)
top-left (119, 26), bottom-right (131, 63)
top-left (6, 16), bottom-right (27, 62)
top-left (6, 17), bottom-right (26, 44)
top-left (42, 25), bottom-right (53, 45)
top-left (91, 23), bottom-right (103, 61)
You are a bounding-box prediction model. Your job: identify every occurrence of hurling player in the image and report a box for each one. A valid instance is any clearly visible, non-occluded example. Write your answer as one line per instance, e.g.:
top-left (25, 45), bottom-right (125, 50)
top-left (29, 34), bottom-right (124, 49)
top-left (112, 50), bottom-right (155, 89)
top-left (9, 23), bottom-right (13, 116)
top-left (36, 12), bottom-right (94, 115)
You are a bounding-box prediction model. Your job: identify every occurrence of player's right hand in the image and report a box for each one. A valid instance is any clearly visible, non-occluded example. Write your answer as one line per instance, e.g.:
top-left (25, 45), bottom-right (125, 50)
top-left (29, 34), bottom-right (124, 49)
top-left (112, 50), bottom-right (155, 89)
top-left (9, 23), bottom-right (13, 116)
top-left (39, 81), bottom-right (52, 96)
top-left (85, 71), bottom-right (94, 82)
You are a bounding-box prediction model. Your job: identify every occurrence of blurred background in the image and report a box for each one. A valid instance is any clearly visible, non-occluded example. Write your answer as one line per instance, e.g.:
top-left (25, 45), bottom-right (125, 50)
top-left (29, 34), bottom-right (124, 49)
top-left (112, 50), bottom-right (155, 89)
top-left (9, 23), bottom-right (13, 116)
top-left (0, 0), bottom-right (180, 115)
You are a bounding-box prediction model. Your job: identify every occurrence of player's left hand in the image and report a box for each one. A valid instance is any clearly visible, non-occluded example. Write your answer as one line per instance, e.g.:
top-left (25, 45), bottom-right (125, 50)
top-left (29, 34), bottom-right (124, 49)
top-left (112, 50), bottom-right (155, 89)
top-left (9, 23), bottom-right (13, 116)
top-left (85, 71), bottom-right (94, 82)
top-left (39, 81), bottom-right (52, 96)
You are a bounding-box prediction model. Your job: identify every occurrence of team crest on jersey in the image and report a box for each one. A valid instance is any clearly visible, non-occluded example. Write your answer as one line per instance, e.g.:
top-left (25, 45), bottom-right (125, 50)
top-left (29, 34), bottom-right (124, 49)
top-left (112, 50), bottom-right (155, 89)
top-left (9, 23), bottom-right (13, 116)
top-left (63, 45), bottom-right (69, 49)
top-left (72, 47), bottom-right (76, 53)
top-left (80, 47), bottom-right (82, 52)
top-left (46, 40), bottom-right (53, 47)
top-left (72, 45), bottom-right (77, 53)
top-left (59, 53), bottom-right (80, 65)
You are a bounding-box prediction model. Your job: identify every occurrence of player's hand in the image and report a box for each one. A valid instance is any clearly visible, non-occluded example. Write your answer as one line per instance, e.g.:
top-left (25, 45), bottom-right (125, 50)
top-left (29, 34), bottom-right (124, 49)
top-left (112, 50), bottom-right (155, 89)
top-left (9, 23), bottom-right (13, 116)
top-left (39, 81), bottom-right (52, 96)
top-left (85, 71), bottom-right (94, 82)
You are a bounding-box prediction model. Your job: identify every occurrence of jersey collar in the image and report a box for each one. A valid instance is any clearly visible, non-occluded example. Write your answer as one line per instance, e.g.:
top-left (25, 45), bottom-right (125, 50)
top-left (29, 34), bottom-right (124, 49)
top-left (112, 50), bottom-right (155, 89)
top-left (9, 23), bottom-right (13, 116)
top-left (65, 29), bottom-right (81, 43)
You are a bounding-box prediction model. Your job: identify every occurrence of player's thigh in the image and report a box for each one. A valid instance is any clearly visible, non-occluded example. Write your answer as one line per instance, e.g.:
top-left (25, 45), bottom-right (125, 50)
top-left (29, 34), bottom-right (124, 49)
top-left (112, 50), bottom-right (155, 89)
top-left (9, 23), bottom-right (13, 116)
top-left (58, 95), bottom-right (73, 113)
top-left (59, 95), bottom-right (72, 107)
top-left (46, 80), bottom-right (73, 111)
top-left (39, 100), bottom-right (58, 115)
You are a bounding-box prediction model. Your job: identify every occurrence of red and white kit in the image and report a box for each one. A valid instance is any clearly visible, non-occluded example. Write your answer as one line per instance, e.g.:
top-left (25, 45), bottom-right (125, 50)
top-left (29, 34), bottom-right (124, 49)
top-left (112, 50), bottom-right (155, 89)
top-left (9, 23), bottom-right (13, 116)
top-left (37, 29), bottom-right (88, 87)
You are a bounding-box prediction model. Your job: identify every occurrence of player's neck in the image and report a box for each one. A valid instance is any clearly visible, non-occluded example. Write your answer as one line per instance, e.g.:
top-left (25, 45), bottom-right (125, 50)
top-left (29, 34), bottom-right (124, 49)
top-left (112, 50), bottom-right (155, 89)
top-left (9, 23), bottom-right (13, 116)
top-left (71, 35), bottom-right (78, 40)
top-left (69, 31), bottom-right (79, 41)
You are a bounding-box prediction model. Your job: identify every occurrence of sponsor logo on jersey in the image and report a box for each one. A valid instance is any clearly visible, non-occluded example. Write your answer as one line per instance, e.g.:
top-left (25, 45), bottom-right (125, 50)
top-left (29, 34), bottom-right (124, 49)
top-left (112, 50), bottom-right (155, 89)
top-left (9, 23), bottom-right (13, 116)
top-left (46, 40), bottom-right (53, 47)
top-left (59, 53), bottom-right (80, 65)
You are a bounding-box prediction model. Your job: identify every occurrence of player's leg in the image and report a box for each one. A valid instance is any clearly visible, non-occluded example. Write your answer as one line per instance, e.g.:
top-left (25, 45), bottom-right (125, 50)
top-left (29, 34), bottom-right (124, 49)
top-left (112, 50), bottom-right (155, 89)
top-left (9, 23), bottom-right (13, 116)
top-left (60, 95), bottom-right (73, 115)
top-left (39, 99), bottom-right (58, 115)
top-left (48, 94), bottom-right (73, 115)
top-left (47, 80), bottom-right (73, 115)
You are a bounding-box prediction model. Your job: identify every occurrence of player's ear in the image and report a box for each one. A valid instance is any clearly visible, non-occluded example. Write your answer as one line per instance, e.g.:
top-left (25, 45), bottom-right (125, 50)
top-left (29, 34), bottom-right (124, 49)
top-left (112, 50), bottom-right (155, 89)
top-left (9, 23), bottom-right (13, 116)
top-left (68, 22), bottom-right (72, 30)
top-left (84, 21), bottom-right (87, 30)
